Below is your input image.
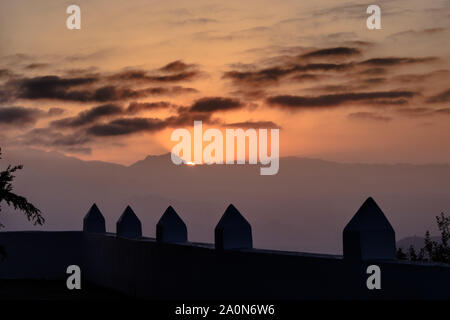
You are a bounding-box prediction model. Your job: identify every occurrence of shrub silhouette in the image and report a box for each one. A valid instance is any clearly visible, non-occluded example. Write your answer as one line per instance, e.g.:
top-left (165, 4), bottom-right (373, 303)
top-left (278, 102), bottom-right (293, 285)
top-left (0, 148), bottom-right (44, 259)
top-left (397, 212), bottom-right (450, 264)
top-left (423, 213), bottom-right (450, 263)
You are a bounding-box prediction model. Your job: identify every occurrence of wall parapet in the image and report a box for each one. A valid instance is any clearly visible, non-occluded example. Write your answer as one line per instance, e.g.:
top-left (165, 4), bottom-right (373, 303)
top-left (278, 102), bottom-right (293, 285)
top-left (1, 198), bottom-right (449, 300)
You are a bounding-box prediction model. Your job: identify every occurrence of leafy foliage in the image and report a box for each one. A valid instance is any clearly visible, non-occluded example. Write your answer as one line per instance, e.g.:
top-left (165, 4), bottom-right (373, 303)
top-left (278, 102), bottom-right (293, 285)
top-left (396, 247), bottom-right (407, 260)
top-left (397, 212), bottom-right (450, 264)
top-left (422, 213), bottom-right (450, 263)
top-left (0, 148), bottom-right (44, 227)
top-left (0, 148), bottom-right (45, 260)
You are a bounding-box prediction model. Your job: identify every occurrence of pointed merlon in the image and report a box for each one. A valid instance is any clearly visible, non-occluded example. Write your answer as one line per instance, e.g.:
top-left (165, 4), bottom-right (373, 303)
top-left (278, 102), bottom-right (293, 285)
top-left (116, 205), bottom-right (142, 239)
top-left (83, 203), bottom-right (106, 233)
top-left (343, 197), bottom-right (396, 260)
top-left (156, 206), bottom-right (188, 244)
top-left (215, 204), bottom-right (252, 250)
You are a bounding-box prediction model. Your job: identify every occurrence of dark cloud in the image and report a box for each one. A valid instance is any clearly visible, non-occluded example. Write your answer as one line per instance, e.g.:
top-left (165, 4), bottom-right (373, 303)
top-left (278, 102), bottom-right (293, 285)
top-left (225, 120), bottom-right (281, 129)
top-left (290, 74), bottom-right (323, 82)
top-left (359, 68), bottom-right (387, 75)
top-left (266, 91), bottom-right (416, 109)
top-left (427, 89), bottom-right (450, 103)
top-left (348, 112), bottom-right (391, 122)
top-left (309, 2), bottom-right (413, 20)
top-left (12, 75), bottom-right (98, 101)
top-left (0, 69), bottom-right (14, 78)
top-left (3, 53), bottom-right (35, 64)
top-left (61, 67), bottom-right (100, 77)
top-left (309, 76), bottom-right (389, 93)
top-left (20, 74), bottom-right (96, 91)
top-left (165, 110), bottom-right (215, 127)
top-left (45, 94), bottom-right (228, 137)
top-left (298, 63), bottom-right (353, 72)
top-left (4, 73), bottom-right (196, 102)
top-left (88, 86), bottom-right (149, 102)
top-left (82, 85), bottom-right (194, 102)
top-left (24, 63), bottom-right (49, 70)
top-left (110, 69), bottom-right (199, 83)
top-left (110, 61), bottom-right (201, 83)
top-left (395, 107), bottom-right (432, 117)
top-left (435, 108), bottom-right (450, 114)
top-left (224, 43), bottom-right (439, 92)
top-left (143, 86), bottom-right (198, 95)
top-left (148, 72), bottom-right (200, 82)
top-left (51, 101), bottom-right (178, 129)
top-left (61, 146), bottom-right (92, 154)
top-left (223, 67), bottom-right (289, 84)
top-left (359, 57), bottom-right (437, 66)
top-left (387, 28), bottom-right (446, 39)
top-left (87, 117), bottom-right (167, 136)
top-left (224, 38), bottom-right (443, 98)
top-left (391, 70), bottom-right (450, 87)
top-left (223, 63), bottom-right (353, 85)
top-left (369, 98), bottom-right (409, 105)
top-left (230, 89), bottom-right (266, 100)
top-left (0, 106), bottom-right (44, 126)
top-left (0, 105), bottom-right (64, 127)
top-left (309, 77), bottom-right (389, 93)
top-left (423, 28), bottom-right (445, 34)
top-left (18, 127), bottom-right (92, 152)
top-left (344, 40), bottom-right (374, 47)
top-left (47, 107), bottom-right (65, 117)
top-left (2, 45), bottom-right (447, 150)
top-left (83, 97), bottom-right (233, 137)
top-left (189, 97), bottom-right (244, 113)
top-left (159, 60), bottom-right (196, 73)
top-left (51, 104), bottom-right (123, 128)
top-left (362, 77), bottom-right (386, 84)
top-left (307, 3), bottom-right (366, 19)
top-left (301, 47), bottom-right (361, 58)
top-left (309, 84), bottom-right (349, 93)
top-left (2, 60), bottom-right (201, 103)
top-left (64, 85), bottom-right (146, 102)
top-left (126, 101), bottom-right (174, 114)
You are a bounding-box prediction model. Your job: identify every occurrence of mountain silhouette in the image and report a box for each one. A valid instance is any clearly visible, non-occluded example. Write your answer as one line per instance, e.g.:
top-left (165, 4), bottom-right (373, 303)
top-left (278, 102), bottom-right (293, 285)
top-left (396, 235), bottom-right (441, 251)
top-left (2, 147), bottom-right (450, 254)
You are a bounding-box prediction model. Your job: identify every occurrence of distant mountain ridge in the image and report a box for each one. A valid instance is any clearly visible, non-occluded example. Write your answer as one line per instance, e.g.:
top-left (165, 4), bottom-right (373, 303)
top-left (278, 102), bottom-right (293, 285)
top-left (2, 147), bottom-right (449, 254)
top-left (397, 236), bottom-right (441, 251)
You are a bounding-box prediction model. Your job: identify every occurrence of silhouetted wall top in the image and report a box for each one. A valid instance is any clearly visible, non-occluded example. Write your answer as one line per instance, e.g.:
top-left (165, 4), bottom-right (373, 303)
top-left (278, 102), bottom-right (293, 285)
top-left (83, 203), bottom-right (106, 233)
top-left (116, 205), bottom-right (142, 239)
top-left (156, 206), bottom-right (188, 244)
top-left (215, 204), bottom-right (252, 250)
top-left (344, 197), bottom-right (395, 232)
top-left (343, 197), bottom-right (396, 260)
top-left (7, 197), bottom-right (450, 300)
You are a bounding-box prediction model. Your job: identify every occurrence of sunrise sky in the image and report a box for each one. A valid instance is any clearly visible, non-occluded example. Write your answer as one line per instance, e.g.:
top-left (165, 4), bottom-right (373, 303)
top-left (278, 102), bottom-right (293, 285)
top-left (1, 0), bottom-right (450, 165)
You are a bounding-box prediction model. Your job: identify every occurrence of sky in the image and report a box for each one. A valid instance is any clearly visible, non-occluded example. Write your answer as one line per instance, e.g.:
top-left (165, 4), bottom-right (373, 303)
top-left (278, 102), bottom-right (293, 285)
top-left (1, 0), bottom-right (450, 165)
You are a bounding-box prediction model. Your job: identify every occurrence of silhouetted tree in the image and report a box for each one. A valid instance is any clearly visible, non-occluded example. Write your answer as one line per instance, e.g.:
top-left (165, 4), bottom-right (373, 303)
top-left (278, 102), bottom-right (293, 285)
top-left (397, 245), bottom-right (425, 261)
top-left (418, 247), bottom-right (426, 261)
top-left (423, 213), bottom-right (450, 263)
top-left (424, 230), bottom-right (434, 260)
top-left (396, 247), bottom-right (407, 260)
top-left (0, 148), bottom-right (44, 259)
top-left (399, 213), bottom-right (450, 264)
top-left (408, 245), bottom-right (418, 261)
